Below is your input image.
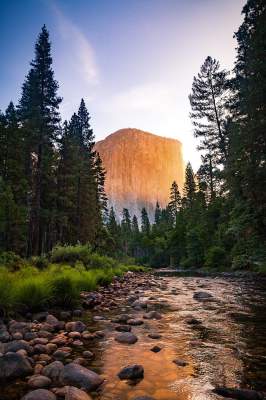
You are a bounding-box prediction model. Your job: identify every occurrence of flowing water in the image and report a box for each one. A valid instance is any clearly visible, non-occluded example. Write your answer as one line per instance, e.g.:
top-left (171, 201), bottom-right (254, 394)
top-left (89, 273), bottom-right (266, 399)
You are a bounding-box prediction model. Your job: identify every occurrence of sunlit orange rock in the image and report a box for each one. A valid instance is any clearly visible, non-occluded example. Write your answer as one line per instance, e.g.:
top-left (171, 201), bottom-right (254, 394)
top-left (95, 128), bottom-right (184, 219)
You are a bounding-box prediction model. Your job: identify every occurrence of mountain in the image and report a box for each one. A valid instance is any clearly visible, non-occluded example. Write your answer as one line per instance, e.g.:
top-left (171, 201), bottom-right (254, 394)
top-left (95, 128), bottom-right (184, 220)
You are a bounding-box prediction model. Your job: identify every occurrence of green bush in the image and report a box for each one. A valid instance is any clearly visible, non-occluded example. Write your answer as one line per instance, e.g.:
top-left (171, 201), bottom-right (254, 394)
top-left (50, 244), bottom-right (92, 265)
top-left (204, 246), bottom-right (227, 269)
top-left (0, 272), bottom-right (14, 316)
top-left (31, 256), bottom-right (49, 270)
top-left (0, 251), bottom-right (26, 271)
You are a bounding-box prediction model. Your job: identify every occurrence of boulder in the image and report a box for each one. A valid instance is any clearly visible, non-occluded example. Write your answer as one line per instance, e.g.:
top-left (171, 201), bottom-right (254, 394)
top-left (150, 345), bottom-right (162, 353)
top-left (0, 353), bottom-right (33, 382)
top-left (60, 363), bottom-right (104, 391)
top-left (28, 374), bottom-right (52, 388)
top-left (22, 389), bottom-right (56, 400)
top-left (118, 364), bottom-right (144, 380)
top-left (193, 291), bottom-right (213, 301)
top-left (173, 359), bottom-right (188, 367)
top-left (115, 325), bottom-right (132, 332)
top-left (65, 321), bottom-right (86, 333)
top-left (1, 339), bottom-right (33, 355)
top-left (115, 332), bottom-right (138, 344)
top-left (148, 333), bottom-right (162, 339)
top-left (42, 361), bottom-right (64, 383)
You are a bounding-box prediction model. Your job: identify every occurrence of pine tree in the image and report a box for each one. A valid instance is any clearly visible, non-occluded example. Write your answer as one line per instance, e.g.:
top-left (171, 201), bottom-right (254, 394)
top-left (183, 163), bottom-right (196, 207)
top-left (132, 215), bottom-right (139, 235)
top-left (18, 25), bottom-right (62, 255)
top-left (154, 201), bottom-right (161, 226)
top-left (227, 0), bottom-right (266, 239)
top-left (141, 207), bottom-right (150, 235)
top-left (95, 152), bottom-right (108, 223)
top-left (189, 56), bottom-right (229, 198)
top-left (168, 181), bottom-right (181, 223)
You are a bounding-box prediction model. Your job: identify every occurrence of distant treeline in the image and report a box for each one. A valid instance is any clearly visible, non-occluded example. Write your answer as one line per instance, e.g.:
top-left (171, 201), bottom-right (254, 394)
top-left (0, 0), bottom-right (265, 270)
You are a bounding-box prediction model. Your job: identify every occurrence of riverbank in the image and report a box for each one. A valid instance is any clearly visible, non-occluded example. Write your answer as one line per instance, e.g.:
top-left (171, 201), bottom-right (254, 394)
top-left (0, 271), bottom-right (266, 400)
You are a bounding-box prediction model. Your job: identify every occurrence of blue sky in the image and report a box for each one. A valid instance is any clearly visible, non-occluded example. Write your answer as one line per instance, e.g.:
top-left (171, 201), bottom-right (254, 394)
top-left (0, 0), bottom-right (245, 169)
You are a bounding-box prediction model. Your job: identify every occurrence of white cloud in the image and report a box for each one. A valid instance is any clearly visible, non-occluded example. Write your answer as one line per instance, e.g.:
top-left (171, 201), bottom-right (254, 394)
top-left (52, 2), bottom-right (99, 86)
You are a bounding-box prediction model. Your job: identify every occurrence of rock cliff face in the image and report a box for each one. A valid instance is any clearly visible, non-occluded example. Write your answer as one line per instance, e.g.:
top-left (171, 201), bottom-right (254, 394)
top-left (95, 128), bottom-right (184, 220)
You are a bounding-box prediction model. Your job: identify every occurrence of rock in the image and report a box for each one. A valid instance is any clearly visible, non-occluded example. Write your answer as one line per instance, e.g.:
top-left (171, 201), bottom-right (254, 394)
top-left (53, 349), bottom-right (71, 360)
top-left (94, 330), bottom-right (105, 338)
top-left (17, 349), bottom-right (28, 357)
top-left (93, 316), bottom-right (106, 321)
top-left (50, 334), bottom-right (67, 346)
top-left (82, 351), bottom-right (94, 359)
top-left (213, 387), bottom-right (265, 400)
top-left (132, 300), bottom-right (148, 309)
top-left (46, 315), bottom-right (61, 330)
top-left (24, 332), bottom-right (38, 341)
top-left (9, 321), bottom-right (31, 334)
top-left (2, 340), bottom-right (33, 355)
top-left (150, 345), bottom-right (162, 353)
top-left (0, 353), bottom-right (33, 382)
top-left (95, 128), bottom-right (184, 220)
top-left (173, 359), bottom-right (188, 367)
top-left (72, 340), bottom-right (84, 347)
top-left (21, 389), bottom-right (56, 400)
top-left (38, 330), bottom-right (53, 339)
top-left (65, 386), bottom-right (93, 400)
top-left (65, 321), bottom-right (86, 333)
top-left (143, 311), bottom-right (162, 320)
top-left (12, 331), bottom-right (24, 340)
top-left (33, 337), bottom-right (49, 345)
top-left (68, 331), bottom-right (81, 339)
top-left (28, 374), bottom-right (52, 388)
top-left (73, 357), bottom-right (86, 365)
top-left (118, 364), bottom-right (144, 380)
top-left (127, 318), bottom-right (143, 326)
top-left (34, 344), bottom-right (48, 354)
top-left (148, 333), bottom-right (162, 339)
top-left (133, 397), bottom-right (156, 400)
top-left (186, 318), bottom-right (201, 325)
top-left (193, 291), bottom-right (213, 300)
top-left (115, 332), bottom-right (138, 344)
top-left (42, 361), bottom-right (64, 383)
top-left (46, 343), bottom-right (57, 354)
top-left (114, 314), bottom-right (131, 323)
top-left (32, 312), bottom-right (49, 322)
top-left (60, 363), bottom-right (104, 391)
top-left (34, 364), bottom-right (44, 374)
top-left (115, 325), bottom-right (132, 332)
top-left (0, 328), bottom-right (10, 342)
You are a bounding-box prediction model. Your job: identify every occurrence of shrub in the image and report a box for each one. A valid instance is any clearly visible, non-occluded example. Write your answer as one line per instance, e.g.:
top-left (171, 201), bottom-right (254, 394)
top-left (204, 246), bottom-right (227, 269)
top-left (50, 244), bottom-right (92, 265)
top-left (31, 256), bottom-right (49, 270)
top-left (0, 251), bottom-right (25, 271)
top-left (86, 253), bottom-right (117, 269)
top-left (0, 272), bottom-right (14, 316)
top-left (51, 274), bottom-right (80, 308)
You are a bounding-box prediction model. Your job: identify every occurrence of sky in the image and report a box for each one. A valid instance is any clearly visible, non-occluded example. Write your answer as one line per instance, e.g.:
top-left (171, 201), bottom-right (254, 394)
top-left (0, 0), bottom-right (245, 170)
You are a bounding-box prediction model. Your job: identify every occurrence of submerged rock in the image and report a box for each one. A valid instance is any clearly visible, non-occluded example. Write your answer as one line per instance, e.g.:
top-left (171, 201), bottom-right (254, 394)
top-left (60, 362), bottom-right (104, 391)
top-left (193, 291), bottom-right (213, 300)
top-left (115, 332), bottom-right (138, 344)
top-left (0, 352), bottom-right (33, 381)
top-left (213, 387), bottom-right (266, 400)
top-left (118, 364), bottom-right (144, 380)
top-left (115, 325), bottom-right (132, 332)
top-left (173, 359), bottom-right (188, 367)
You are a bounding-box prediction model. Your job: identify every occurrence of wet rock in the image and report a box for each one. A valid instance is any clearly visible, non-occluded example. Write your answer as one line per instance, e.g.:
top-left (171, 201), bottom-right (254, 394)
top-left (186, 317), bottom-right (201, 325)
top-left (132, 300), bottom-right (148, 309)
top-left (22, 389), bottom-right (56, 400)
top-left (193, 291), bottom-right (213, 300)
top-left (148, 333), bottom-right (162, 339)
top-left (42, 361), bottom-right (64, 383)
top-left (127, 318), bottom-right (143, 326)
top-left (113, 314), bottom-right (131, 323)
top-left (143, 311), bottom-right (162, 320)
top-left (65, 321), bottom-right (86, 333)
top-left (115, 332), bottom-right (138, 344)
top-left (115, 325), bottom-right (132, 332)
top-left (60, 311), bottom-right (72, 320)
top-left (68, 331), bottom-right (81, 339)
top-left (213, 387), bottom-right (265, 400)
top-left (82, 350), bottom-right (94, 359)
top-left (118, 364), bottom-right (144, 380)
top-left (46, 314), bottom-right (62, 330)
top-left (28, 374), bottom-right (52, 388)
top-left (150, 345), bottom-right (162, 353)
top-left (1, 339), bottom-right (33, 355)
top-left (53, 349), bottom-right (71, 360)
top-left (94, 330), bottom-right (105, 338)
top-left (173, 359), bottom-right (188, 367)
top-left (93, 315), bottom-right (106, 321)
top-left (60, 362), bottom-right (104, 391)
top-left (0, 352), bottom-right (33, 381)
top-left (65, 386), bottom-right (93, 400)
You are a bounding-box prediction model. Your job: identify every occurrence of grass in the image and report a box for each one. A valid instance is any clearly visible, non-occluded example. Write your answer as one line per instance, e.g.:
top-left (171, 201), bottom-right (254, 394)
top-left (0, 246), bottom-right (146, 315)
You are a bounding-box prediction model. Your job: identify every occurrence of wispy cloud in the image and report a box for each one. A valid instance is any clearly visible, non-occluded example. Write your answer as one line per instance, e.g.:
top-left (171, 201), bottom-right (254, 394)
top-left (51, 2), bottom-right (99, 86)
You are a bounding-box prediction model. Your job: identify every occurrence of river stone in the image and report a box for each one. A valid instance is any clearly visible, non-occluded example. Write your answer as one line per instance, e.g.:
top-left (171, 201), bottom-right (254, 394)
top-left (83, 351), bottom-right (94, 359)
top-left (193, 291), bottom-right (213, 300)
top-left (2, 339), bottom-right (33, 354)
top-left (118, 364), bottom-right (144, 380)
top-left (22, 389), bottom-right (56, 400)
top-left (148, 333), bottom-right (162, 339)
top-left (115, 332), bottom-right (138, 344)
top-left (0, 353), bottom-right (33, 381)
top-left (9, 321), bottom-right (31, 334)
top-left (143, 311), bottom-right (162, 320)
top-left (42, 361), bottom-right (64, 383)
top-left (28, 374), bottom-right (52, 388)
top-left (173, 359), bottom-right (188, 367)
top-left (127, 318), bottom-right (143, 326)
top-left (65, 386), bottom-right (93, 400)
top-left (46, 315), bottom-right (61, 330)
top-left (150, 345), bottom-right (162, 353)
top-left (0, 329), bottom-right (10, 342)
top-left (65, 321), bottom-right (86, 333)
top-left (60, 363), bottom-right (104, 391)
top-left (213, 387), bottom-right (265, 400)
top-left (115, 325), bottom-right (132, 332)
